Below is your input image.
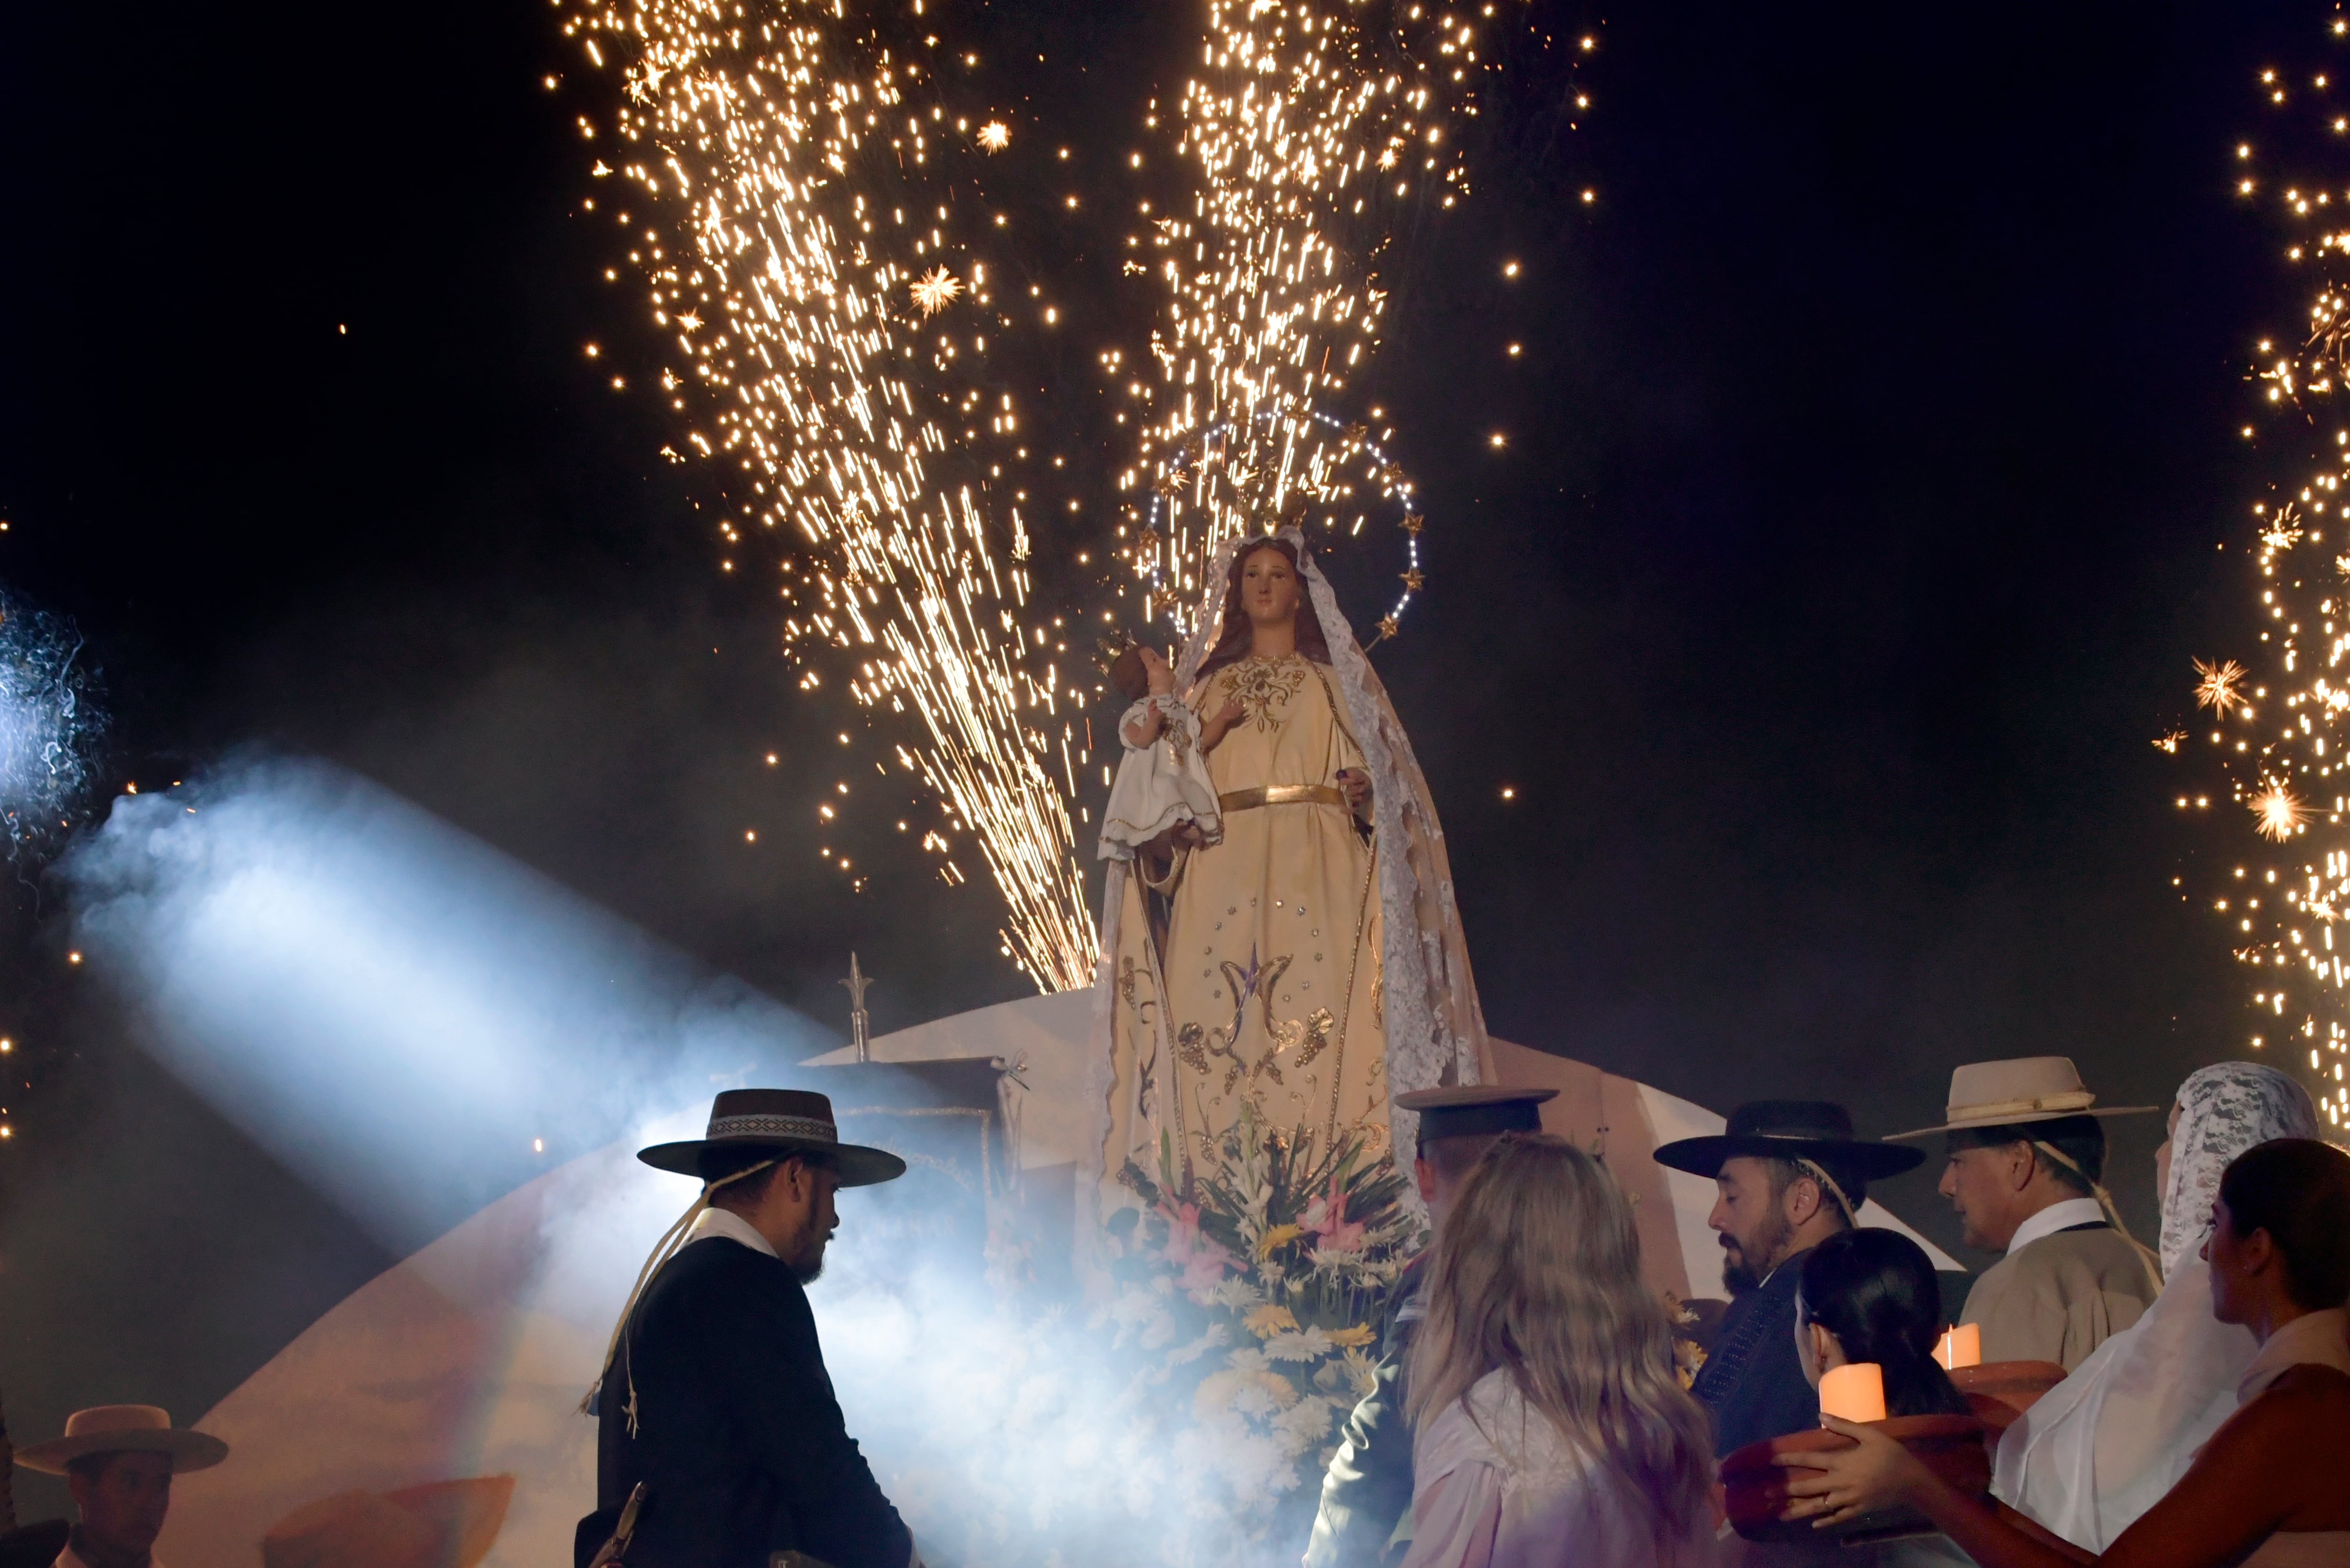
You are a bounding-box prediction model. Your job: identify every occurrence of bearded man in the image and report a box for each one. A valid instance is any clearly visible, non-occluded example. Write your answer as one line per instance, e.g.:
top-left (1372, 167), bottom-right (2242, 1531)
top-left (1654, 1101), bottom-right (1924, 1456)
top-left (577, 1089), bottom-right (917, 1568)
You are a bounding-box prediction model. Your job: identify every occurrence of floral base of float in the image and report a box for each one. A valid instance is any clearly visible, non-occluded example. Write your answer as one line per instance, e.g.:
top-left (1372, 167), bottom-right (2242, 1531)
top-left (1097, 1105), bottom-right (1417, 1545)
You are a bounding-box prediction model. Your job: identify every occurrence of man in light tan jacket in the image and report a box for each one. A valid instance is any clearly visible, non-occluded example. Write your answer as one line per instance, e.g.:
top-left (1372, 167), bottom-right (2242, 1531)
top-left (1894, 1057), bottom-right (2162, 1371)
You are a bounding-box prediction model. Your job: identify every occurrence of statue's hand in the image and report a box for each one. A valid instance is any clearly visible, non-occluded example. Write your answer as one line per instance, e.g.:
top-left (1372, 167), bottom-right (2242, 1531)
top-left (1336, 768), bottom-right (1372, 817)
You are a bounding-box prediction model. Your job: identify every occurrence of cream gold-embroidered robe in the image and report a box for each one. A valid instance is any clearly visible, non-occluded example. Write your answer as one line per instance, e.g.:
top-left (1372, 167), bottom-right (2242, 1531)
top-left (1105, 651), bottom-right (1387, 1188)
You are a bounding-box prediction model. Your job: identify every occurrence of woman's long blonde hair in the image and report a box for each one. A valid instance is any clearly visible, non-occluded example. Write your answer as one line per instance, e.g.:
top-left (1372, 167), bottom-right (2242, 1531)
top-left (1406, 1133), bottom-right (1715, 1553)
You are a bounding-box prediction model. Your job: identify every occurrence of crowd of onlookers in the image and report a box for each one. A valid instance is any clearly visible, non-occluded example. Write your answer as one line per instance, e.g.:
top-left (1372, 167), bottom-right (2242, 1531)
top-left (1306, 1054), bottom-right (2350, 1568)
top-left (8, 1053), bottom-right (2345, 1568)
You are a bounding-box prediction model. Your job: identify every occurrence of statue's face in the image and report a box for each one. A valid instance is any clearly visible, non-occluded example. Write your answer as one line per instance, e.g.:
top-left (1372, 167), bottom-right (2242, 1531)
top-left (1240, 546), bottom-right (1299, 626)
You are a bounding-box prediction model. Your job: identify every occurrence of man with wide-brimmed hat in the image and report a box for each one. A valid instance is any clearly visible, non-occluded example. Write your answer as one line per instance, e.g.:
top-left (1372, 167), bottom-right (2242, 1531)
top-left (1303, 1085), bottom-right (1557, 1568)
top-left (1892, 1056), bottom-right (2160, 1370)
top-left (14, 1405), bottom-right (227, 1568)
top-left (1654, 1101), bottom-right (1924, 1456)
top-left (575, 1089), bottom-right (917, 1568)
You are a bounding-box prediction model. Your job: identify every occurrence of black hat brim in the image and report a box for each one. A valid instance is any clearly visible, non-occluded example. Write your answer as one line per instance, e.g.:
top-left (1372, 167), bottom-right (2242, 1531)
top-left (635, 1137), bottom-right (908, 1187)
top-left (1650, 1133), bottom-right (1924, 1182)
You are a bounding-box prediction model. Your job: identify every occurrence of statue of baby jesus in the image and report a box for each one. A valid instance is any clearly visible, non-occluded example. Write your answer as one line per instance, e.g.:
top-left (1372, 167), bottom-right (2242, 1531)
top-left (1096, 643), bottom-right (1247, 862)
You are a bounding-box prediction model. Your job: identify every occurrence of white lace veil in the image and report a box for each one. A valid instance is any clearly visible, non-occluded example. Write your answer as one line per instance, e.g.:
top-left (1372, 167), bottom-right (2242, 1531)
top-left (2156, 1061), bottom-right (2319, 1279)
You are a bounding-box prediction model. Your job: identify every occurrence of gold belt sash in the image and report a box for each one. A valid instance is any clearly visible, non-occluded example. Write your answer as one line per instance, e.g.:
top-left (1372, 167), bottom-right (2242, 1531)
top-left (1219, 784), bottom-right (1347, 812)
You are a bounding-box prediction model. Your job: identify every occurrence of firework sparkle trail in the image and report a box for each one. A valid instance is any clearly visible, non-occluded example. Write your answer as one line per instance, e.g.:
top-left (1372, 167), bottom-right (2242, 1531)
top-left (2178, 17), bottom-right (2350, 1128)
top-left (553, 1), bottom-right (1570, 990)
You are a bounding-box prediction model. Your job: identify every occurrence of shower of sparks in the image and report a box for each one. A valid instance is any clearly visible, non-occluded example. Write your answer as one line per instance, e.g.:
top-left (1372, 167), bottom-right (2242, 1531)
top-left (2178, 29), bottom-right (2350, 1127)
top-left (553, 0), bottom-right (1094, 990)
top-left (1121, 2), bottom-right (1492, 634)
top-left (2195, 655), bottom-right (2251, 717)
top-left (555, 1), bottom-right (1563, 991)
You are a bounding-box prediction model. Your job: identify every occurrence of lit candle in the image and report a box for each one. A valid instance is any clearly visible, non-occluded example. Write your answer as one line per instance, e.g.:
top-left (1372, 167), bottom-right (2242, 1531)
top-left (1934, 1324), bottom-right (1982, 1370)
top-left (1820, 1362), bottom-right (1888, 1424)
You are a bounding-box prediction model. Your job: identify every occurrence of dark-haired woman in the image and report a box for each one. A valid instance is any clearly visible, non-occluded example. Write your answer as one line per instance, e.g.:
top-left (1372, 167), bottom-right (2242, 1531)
top-left (1770, 1229), bottom-right (1973, 1568)
top-left (1778, 1138), bottom-right (2350, 1568)
top-left (1794, 1229), bottom-right (1972, 1420)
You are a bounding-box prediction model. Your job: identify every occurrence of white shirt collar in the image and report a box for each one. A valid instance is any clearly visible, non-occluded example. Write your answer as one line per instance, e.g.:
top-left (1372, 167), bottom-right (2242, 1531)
top-left (2006, 1196), bottom-right (2106, 1256)
top-left (684, 1204), bottom-right (777, 1258)
top-left (2238, 1307), bottom-right (2350, 1404)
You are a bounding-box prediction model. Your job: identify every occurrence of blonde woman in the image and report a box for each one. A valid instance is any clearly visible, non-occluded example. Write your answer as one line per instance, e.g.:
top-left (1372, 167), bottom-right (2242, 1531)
top-left (1403, 1133), bottom-right (1726, 1568)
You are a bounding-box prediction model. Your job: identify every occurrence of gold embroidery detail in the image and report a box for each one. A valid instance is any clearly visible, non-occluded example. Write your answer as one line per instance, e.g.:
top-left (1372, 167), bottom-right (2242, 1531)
top-left (1222, 654), bottom-right (1309, 733)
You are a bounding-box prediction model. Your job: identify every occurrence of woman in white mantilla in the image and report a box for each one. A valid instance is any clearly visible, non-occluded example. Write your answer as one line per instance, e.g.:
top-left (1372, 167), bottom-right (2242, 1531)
top-left (1089, 527), bottom-right (1490, 1201)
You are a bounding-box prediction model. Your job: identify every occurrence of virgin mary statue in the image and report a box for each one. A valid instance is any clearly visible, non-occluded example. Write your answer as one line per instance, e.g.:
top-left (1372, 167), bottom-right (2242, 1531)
top-left (1087, 527), bottom-right (1490, 1205)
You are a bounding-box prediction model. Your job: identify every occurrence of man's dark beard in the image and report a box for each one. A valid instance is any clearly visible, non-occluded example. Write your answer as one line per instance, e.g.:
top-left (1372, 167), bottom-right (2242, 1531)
top-left (1720, 1210), bottom-right (1794, 1297)
top-left (791, 1255), bottom-right (825, 1285)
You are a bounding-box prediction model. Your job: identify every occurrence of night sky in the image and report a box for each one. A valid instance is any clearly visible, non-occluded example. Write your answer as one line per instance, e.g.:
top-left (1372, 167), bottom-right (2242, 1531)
top-left (0, 0), bottom-right (2325, 1453)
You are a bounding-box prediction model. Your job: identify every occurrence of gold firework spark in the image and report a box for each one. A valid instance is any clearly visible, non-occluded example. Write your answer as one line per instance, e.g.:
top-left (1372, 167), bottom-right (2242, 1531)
top-left (2253, 780), bottom-right (2310, 841)
top-left (2194, 656), bottom-right (2250, 716)
top-left (910, 267), bottom-right (963, 315)
top-left (976, 120), bottom-right (1010, 152)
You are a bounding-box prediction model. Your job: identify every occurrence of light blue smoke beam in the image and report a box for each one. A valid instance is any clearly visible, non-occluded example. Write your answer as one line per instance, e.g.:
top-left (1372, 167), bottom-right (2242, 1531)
top-left (61, 755), bottom-right (842, 1251)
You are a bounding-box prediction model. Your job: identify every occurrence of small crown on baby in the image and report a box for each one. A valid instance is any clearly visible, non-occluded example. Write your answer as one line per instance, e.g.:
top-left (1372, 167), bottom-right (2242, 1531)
top-left (1091, 629), bottom-right (1138, 675)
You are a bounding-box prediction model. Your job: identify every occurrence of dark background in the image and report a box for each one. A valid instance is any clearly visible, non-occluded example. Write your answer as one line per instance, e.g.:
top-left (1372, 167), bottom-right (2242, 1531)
top-left (0, 0), bottom-right (2316, 1463)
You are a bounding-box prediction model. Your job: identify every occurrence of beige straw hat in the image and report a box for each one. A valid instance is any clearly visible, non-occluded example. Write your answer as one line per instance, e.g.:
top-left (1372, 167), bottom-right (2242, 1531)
top-left (1888, 1056), bottom-right (2158, 1141)
top-left (13, 1406), bottom-right (227, 1475)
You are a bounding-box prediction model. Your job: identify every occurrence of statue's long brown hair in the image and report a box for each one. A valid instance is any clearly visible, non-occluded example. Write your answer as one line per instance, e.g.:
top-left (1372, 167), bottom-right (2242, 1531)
top-left (1193, 537), bottom-right (1334, 683)
top-left (1407, 1135), bottom-right (1716, 1561)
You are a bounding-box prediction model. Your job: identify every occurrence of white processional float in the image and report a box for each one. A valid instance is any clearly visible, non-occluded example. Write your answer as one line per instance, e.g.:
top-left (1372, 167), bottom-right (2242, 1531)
top-left (155, 986), bottom-right (1953, 1568)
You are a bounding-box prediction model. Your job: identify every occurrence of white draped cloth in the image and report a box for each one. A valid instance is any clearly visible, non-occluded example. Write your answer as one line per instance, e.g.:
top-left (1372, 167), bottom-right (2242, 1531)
top-left (1992, 1061), bottom-right (2320, 1550)
top-left (1401, 1370), bottom-right (1727, 1568)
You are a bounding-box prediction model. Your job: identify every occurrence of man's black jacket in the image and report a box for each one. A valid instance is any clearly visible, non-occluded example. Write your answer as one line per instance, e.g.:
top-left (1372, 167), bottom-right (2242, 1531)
top-left (576, 1235), bottom-right (913, 1568)
top-left (1689, 1245), bottom-right (1819, 1459)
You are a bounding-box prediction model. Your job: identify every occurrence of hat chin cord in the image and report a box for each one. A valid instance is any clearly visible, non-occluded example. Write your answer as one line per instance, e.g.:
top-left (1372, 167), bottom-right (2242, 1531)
top-left (581, 1159), bottom-right (780, 1434)
top-left (2029, 1139), bottom-right (2163, 1293)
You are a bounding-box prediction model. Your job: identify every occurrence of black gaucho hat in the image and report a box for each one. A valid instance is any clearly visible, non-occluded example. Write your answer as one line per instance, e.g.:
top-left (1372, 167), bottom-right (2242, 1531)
top-left (1652, 1100), bottom-right (1923, 1185)
top-left (636, 1088), bottom-right (907, 1188)
top-left (1395, 1084), bottom-right (1559, 1142)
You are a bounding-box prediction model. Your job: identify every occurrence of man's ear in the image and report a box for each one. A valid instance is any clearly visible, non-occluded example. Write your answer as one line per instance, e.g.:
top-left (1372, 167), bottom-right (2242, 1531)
top-left (1783, 1175), bottom-right (1821, 1228)
top-left (2005, 1141), bottom-right (2040, 1194)
top-left (1414, 1156), bottom-right (1437, 1207)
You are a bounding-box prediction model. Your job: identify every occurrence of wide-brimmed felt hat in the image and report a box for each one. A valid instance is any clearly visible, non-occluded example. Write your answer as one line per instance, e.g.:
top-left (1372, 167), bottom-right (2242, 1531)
top-left (1652, 1100), bottom-right (1924, 1183)
top-left (14, 1405), bottom-right (228, 1475)
top-left (1394, 1084), bottom-right (1557, 1141)
top-left (1888, 1057), bottom-right (2159, 1141)
top-left (636, 1088), bottom-right (906, 1187)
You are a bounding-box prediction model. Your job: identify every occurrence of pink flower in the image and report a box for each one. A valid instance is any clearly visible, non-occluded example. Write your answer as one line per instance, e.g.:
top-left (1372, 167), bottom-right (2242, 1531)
top-left (1158, 1201), bottom-right (1233, 1298)
top-left (1303, 1179), bottom-right (1367, 1255)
